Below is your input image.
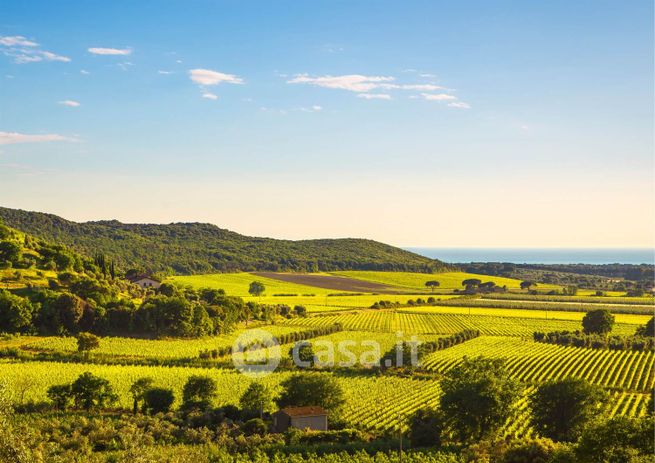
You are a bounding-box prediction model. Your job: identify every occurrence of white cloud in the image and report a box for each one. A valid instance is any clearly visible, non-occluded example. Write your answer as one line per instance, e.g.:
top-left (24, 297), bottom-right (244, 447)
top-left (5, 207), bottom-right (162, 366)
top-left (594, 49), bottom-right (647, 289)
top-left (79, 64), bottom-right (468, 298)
top-left (40, 51), bottom-right (70, 62)
top-left (189, 68), bottom-right (244, 86)
top-left (357, 93), bottom-right (392, 100)
top-left (311, 105), bottom-right (322, 111)
top-left (0, 35), bottom-right (70, 63)
top-left (0, 131), bottom-right (74, 145)
top-left (287, 74), bottom-right (395, 92)
top-left (158, 70), bottom-right (173, 75)
top-left (88, 47), bottom-right (132, 56)
top-left (80, 69), bottom-right (90, 75)
top-left (59, 100), bottom-right (80, 107)
top-left (392, 83), bottom-right (444, 91)
top-left (202, 92), bottom-right (218, 100)
top-left (447, 101), bottom-right (471, 109)
top-left (0, 36), bottom-right (38, 47)
top-left (421, 93), bottom-right (457, 101)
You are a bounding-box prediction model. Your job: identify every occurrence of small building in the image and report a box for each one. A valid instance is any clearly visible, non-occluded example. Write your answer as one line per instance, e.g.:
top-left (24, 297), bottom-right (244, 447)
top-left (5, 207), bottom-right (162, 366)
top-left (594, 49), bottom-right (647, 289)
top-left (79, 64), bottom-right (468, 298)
top-left (273, 406), bottom-right (328, 432)
top-left (127, 274), bottom-right (161, 289)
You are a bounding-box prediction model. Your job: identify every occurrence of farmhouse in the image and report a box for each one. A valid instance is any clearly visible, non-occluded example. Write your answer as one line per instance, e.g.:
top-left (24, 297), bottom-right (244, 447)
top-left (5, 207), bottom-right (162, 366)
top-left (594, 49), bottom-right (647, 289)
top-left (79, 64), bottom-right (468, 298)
top-left (273, 406), bottom-right (328, 432)
top-left (127, 274), bottom-right (161, 289)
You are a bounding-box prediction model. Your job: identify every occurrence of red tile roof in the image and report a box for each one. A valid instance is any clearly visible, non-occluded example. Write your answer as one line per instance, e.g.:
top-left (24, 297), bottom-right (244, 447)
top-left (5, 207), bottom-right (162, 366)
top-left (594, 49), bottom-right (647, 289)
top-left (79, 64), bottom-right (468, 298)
top-left (277, 406), bottom-right (327, 417)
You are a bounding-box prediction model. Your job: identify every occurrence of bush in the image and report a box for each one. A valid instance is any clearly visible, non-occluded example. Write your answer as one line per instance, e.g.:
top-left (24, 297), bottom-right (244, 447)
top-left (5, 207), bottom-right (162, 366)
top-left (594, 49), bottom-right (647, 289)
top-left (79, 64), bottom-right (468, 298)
top-left (242, 418), bottom-right (268, 436)
top-left (143, 387), bottom-right (175, 414)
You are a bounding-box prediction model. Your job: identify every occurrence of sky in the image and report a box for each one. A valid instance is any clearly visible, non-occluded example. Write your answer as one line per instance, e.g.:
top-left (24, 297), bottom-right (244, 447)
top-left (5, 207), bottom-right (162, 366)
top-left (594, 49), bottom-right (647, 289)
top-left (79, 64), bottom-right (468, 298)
top-left (0, 0), bottom-right (653, 248)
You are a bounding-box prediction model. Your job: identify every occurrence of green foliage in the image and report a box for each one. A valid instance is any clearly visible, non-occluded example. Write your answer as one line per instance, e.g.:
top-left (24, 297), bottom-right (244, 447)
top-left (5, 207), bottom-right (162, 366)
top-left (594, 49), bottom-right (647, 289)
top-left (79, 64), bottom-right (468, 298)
top-left (0, 206), bottom-right (448, 274)
top-left (47, 383), bottom-right (72, 410)
top-left (277, 374), bottom-right (345, 419)
top-left (0, 240), bottom-right (21, 264)
top-left (440, 356), bottom-right (522, 442)
top-left (582, 309), bottom-right (615, 335)
top-left (182, 375), bottom-right (217, 410)
top-left (142, 387), bottom-right (175, 414)
top-left (69, 372), bottom-right (118, 410)
top-left (243, 418), bottom-right (268, 436)
top-left (129, 377), bottom-right (154, 414)
top-left (0, 290), bottom-right (35, 333)
top-left (498, 438), bottom-right (563, 463)
top-left (574, 416), bottom-right (655, 463)
top-left (425, 280), bottom-right (440, 292)
top-left (289, 340), bottom-right (316, 368)
top-left (635, 316), bottom-right (654, 337)
top-left (76, 331), bottom-right (100, 352)
top-left (240, 382), bottom-right (275, 418)
top-left (408, 408), bottom-right (444, 448)
top-left (249, 281), bottom-right (266, 297)
top-left (530, 378), bottom-right (606, 442)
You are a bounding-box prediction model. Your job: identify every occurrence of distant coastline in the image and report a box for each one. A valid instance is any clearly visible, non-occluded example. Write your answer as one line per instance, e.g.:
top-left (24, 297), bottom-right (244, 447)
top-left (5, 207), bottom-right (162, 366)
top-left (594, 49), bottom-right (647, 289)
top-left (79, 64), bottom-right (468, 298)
top-left (406, 248), bottom-right (655, 265)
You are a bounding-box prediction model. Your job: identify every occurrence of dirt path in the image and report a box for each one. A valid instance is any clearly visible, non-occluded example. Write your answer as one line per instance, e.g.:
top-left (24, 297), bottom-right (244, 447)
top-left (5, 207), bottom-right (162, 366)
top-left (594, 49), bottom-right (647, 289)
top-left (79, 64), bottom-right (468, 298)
top-left (251, 272), bottom-right (401, 293)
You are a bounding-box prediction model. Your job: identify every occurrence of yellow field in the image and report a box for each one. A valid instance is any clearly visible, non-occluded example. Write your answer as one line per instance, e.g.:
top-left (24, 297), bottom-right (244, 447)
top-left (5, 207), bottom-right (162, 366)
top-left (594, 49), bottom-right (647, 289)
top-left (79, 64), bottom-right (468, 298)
top-left (333, 271), bottom-right (561, 292)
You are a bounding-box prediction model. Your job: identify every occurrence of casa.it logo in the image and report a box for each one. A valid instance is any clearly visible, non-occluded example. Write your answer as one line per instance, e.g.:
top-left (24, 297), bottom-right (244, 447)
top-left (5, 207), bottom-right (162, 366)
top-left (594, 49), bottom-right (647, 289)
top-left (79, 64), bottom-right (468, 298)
top-left (231, 329), bottom-right (281, 377)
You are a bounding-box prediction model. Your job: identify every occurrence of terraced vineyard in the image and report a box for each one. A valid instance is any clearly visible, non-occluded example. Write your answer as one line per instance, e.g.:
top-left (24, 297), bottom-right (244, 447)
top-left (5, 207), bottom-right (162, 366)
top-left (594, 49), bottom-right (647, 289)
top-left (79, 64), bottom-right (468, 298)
top-left (279, 310), bottom-right (642, 336)
top-left (1, 359), bottom-right (648, 435)
top-left (421, 336), bottom-right (655, 392)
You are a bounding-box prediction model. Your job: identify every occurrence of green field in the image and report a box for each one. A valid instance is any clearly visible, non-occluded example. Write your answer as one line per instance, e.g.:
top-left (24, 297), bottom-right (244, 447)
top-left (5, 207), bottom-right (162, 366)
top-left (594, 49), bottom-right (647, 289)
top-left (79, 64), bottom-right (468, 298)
top-left (278, 309), bottom-right (643, 336)
top-left (169, 272), bottom-right (340, 297)
top-left (333, 271), bottom-right (562, 292)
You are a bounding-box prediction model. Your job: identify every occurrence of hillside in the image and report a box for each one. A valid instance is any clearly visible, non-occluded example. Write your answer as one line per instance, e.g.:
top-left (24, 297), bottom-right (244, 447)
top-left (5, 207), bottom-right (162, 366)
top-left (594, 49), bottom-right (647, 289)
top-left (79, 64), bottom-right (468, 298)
top-left (0, 206), bottom-right (448, 274)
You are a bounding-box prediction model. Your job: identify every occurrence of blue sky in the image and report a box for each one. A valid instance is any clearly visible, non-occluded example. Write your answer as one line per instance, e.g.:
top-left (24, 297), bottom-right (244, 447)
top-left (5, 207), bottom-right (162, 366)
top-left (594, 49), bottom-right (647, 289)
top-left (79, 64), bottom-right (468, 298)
top-left (0, 0), bottom-right (653, 247)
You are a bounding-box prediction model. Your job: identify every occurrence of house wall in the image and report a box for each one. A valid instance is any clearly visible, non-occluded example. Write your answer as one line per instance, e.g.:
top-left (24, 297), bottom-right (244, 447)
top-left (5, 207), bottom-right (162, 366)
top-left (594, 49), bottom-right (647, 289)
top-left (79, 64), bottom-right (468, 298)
top-left (290, 415), bottom-right (328, 431)
top-left (134, 278), bottom-right (161, 289)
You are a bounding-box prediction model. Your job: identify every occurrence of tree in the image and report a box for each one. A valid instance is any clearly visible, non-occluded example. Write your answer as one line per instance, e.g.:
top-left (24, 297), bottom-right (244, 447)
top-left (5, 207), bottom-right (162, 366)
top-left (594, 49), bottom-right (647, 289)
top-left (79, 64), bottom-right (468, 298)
top-left (47, 384), bottom-right (72, 410)
top-left (294, 305), bottom-right (307, 317)
top-left (143, 387), bottom-right (175, 414)
top-left (408, 408), bottom-right (444, 447)
top-left (499, 438), bottom-right (563, 463)
top-left (440, 357), bottom-right (522, 442)
top-left (182, 375), bottom-right (217, 409)
top-left (520, 281), bottom-right (536, 291)
top-left (289, 341), bottom-right (315, 368)
top-left (0, 241), bottom-right (21, 264)
top-left (636, 316), bottom-right (654, 337)
top-left (129, 377), bottom-right (154, 414)
top-left (575, 416), bottom-right (654, 463)
top-left (462, 279), bottom-right (482, 293)
top-left (243, 418), bottom-right (268, 436)
top-left (277, 374), bottom-right (345, 419)
top-left (69, 372), bottom-right (117, 410)
top-left (582, 309), bottom-right (615, 335)
top-left (249, 281), bottom-right (265, 297)
top-left (0, 290), bottom-right (34, 334)
top-left (76, 332), bottom-right (100, 353)
top-left (530, 378), bottom-right (606, 442)
top-left (425, 281), bottom-right (440, 293)
top-left (240, 382), bottom-right (275, 419)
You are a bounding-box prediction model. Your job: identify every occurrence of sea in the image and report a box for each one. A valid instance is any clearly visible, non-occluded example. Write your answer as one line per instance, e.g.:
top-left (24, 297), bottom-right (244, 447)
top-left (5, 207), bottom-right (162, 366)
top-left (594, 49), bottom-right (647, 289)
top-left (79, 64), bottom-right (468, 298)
top-left (405, 248), bottom-right (655, 265)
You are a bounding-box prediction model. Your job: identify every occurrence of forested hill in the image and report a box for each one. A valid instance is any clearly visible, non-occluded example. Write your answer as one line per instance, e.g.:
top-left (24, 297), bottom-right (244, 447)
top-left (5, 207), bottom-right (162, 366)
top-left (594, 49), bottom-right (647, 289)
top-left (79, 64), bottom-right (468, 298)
top-left (0, 207), bottom-right (448, 275)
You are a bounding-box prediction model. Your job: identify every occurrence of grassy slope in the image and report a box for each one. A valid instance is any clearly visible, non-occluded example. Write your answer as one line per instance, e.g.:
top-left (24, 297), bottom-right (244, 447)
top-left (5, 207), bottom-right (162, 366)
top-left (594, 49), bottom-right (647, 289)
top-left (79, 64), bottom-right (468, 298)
top-left (0, 206), bottom-right (447, 274)
top-left (169, 272), bottom-right (344, 297)
top-left (333, 270), bottom-right (561, 291)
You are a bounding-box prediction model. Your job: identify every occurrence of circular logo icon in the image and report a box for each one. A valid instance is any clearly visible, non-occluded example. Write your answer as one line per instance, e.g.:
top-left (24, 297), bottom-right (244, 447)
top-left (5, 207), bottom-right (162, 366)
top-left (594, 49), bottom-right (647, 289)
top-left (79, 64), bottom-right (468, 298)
top-left (231, 328), bottom-right (281, 378)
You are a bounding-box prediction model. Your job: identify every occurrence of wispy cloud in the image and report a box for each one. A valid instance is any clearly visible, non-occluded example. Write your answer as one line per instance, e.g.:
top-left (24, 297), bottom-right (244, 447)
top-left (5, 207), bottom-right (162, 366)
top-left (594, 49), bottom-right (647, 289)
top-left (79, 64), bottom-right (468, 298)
top-left (0, 36), bottom-right (38, 47)
top-left (59, 100), bottom-right (80, 107)
top-left (0, 131), bottom-right (75, 145)
top-left (421, 93), bottom-right (457, 101)
top-left (158, 70), bottom-right (173, 75)
top-left (0, 35), bottom-right (70, 63)
top-left (357, 93), bottom-right (391, 100)
top-left (288, 74), bottom-right (394, 92)
top-left (88, 47), bottom-right (132, 56)
top-left (447, 101), bottom-right (471, 109)
top-left (287, 73), bottom-right (464, 107)
top-left (189, 69), bottom-right (244, 86)
top-left (202, 92), bottom-right (218, 100)
top-left (80, 69), bottom-right (90, 75)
